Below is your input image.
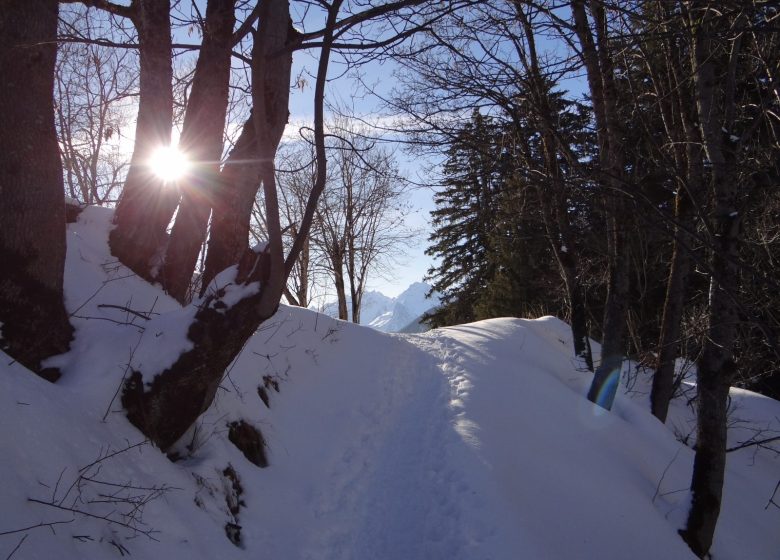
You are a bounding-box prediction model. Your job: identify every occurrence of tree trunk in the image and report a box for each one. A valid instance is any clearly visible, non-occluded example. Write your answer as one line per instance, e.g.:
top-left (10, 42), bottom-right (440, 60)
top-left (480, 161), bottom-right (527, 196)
top-left (295, 234), bottom-right (310, 306)
top-left (123, 248), bottom-right (279, 449)
top-left (572, 0), bottom-right (629, 409)
top-left (161, 0), bottom-right (236, 303)
top-left (541, 135), bottom-right (593, 371)
top-left (121, 0), bottom-right (298, 451)
top-left (109, 0), bottom-right (174, 281)
top-left (651, 134), bottom-right (702, 422)
top-left (650, 213), bottom-right (693, 422)
top-left (202, 0), bottom-right (294, 294)
top-left (648, 14), bottom-right (704, 423)
top-left (333, 251), bottom-right (349, 320)
top-left (200, 115), bottom-right (261, 293)
top-left (681, 4), bottom-right (742, 555)
top-left (556, 232), bottom-right (592, 370)
top-left (0, 0), bottom-right (73, 380)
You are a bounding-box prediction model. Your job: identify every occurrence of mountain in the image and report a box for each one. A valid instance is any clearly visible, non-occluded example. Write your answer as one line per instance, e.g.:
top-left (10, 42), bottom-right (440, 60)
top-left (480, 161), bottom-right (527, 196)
top-left (321, 282), bottom-right (440, 332)
top-left (368, 282), bottom-right (440, 332)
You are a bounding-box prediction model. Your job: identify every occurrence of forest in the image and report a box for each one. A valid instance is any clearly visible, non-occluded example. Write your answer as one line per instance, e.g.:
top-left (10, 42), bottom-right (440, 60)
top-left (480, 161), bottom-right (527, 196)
top-left (1, 1), bottom-right (778, 558)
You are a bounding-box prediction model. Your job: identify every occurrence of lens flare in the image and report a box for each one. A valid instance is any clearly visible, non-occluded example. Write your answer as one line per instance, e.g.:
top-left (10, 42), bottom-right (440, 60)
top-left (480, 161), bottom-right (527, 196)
top-left (594, 368), bottom-right (621, 410)
top-left (149, 145), bottom-right (190, 182)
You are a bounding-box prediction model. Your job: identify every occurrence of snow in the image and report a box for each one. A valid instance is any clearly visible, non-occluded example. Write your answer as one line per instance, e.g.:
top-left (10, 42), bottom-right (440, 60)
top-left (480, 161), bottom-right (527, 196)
top-left (2, 207), bottom-right (779, 559)
top-left (322, 282), bottom-right (441, 332)
top-left (201, 265), bottom-right (261, 312)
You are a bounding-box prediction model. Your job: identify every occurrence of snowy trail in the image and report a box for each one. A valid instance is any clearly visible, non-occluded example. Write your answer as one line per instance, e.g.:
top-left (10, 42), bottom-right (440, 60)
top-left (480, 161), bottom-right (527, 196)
top-left (296, 334), bottom-right (492, 560)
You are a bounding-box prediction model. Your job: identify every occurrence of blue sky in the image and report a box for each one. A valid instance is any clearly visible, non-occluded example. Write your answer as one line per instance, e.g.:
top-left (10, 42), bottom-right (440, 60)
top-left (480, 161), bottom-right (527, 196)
top-left (286, 44), bottom-right (437, 298)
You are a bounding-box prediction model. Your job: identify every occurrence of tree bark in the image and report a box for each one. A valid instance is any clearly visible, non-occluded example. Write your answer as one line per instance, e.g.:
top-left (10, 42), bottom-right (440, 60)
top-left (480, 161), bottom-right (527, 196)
top-left (647, 10), bottom-right (703, 423)
top-left (200, 115), bottom-right (261, 293)
top-left (202, 0), bottom-right (295, 294)
top-left (681, 4), bottom-right (742, 555)
top-left (122, 0), bottom-right (298, 451)
top-left (123, 248), bottom-right (278, 449)
top-left (572, 0), bottom-right (630, 409)
top-left (0, 0), bottom-right (73, 379)
top-left (651, 59), bottom-right (703, 422)
top-left (332, 249), bottom-right (349, 320)
top-left (161, 0), bottom-right (236, 303)
top-left (109, 0), bottom-right (174, 281)
top-left (651, 206), bottom-right (694, 421)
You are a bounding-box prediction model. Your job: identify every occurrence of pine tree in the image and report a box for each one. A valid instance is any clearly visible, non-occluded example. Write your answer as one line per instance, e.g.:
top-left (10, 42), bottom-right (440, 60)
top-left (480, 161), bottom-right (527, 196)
top-left (424, 110), bottom-right (508, 327)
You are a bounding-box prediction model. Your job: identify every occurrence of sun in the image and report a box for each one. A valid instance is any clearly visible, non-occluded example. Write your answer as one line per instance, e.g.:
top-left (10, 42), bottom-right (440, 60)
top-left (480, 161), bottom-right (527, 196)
top-left (149, 145), bottom-right (190, 182)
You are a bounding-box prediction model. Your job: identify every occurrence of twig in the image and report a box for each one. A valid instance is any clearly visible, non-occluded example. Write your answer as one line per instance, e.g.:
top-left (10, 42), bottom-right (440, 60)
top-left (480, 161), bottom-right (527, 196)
top-left (766, 480), bottom-right (780, 510)
top-left (77, 441), bottom-right (148, 475)
top-left (69, 273), bottom-right (137, 317)
top-left (652, 447), bottom-right (683, 504)
top-left (27, 499), bottom-right (159, 541)
top-left (4, 533), bottom-right (28, 560)
top-left (103, 334), bottom-right (144, 421)
top-left (70, 314), bottom-right (146, 330)
top-left (727, 435), bottom-right (780, 453)
top-left (0, 519), bottom-right (73, 537)
top-left (264, 313), bottom-right (291, 343)
top-left (72, 535), bottom-right (94, 543)
top-left (109, 539), bottom-right (130, 556)
top-left (97, 304), bottom-right (157, 320)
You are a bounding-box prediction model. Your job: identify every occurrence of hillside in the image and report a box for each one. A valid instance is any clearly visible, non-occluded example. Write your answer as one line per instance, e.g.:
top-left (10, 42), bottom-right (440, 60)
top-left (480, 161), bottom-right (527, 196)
top-left (1, 206), bottom-right (778, 559)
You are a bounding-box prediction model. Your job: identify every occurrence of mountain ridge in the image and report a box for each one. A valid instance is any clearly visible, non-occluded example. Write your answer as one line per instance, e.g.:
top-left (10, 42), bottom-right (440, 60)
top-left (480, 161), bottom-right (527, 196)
top-left (320, 281), bottom-right (440, 332)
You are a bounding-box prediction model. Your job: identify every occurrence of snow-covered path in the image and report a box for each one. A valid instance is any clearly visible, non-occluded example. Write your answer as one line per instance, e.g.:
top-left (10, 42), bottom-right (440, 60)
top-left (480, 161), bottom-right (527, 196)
top-left (300, 337), bottom-right (473, 560)
top-left (243, 324), bottom-right (515, 560)
top-left (231, 314), bottom-right (777, 560)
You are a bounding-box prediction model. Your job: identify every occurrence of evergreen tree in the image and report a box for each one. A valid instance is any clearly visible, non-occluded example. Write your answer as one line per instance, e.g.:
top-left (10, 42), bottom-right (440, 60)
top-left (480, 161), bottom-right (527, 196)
top-left (424, 110), bottom-right (508, 327)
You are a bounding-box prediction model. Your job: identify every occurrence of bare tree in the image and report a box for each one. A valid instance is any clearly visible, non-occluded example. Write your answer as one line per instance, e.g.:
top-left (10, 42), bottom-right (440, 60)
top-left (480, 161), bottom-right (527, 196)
top-left (56, 6), bottom-right (136, 205)
top-left (119, 0), bottom-right (454, 449)
top-left (275, 142), bottom-right (331, 308)
top-left (681, 2), bottom-right (757, 555)
top-left (314, 122), bottom-right (413, 323)
top-left (569, 0), bottom-right (631, 410)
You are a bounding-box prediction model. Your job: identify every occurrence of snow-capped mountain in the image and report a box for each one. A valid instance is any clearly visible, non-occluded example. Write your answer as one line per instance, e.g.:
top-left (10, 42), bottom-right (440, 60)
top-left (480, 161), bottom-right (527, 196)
top-left (367, 282), bottom-right (440, 332)
top-left (320, 282), bottom-right (440, 332)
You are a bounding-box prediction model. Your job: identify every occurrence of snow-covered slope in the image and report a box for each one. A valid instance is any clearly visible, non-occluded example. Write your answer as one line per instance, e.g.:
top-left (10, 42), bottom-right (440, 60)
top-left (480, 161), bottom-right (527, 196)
top-left (1, 206), bottom-right (779, 559)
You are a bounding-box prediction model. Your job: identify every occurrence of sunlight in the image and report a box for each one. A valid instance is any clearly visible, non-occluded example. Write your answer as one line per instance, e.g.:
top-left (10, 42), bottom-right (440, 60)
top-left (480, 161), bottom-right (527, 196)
top-left (149, 145), bottom-right (190, 182)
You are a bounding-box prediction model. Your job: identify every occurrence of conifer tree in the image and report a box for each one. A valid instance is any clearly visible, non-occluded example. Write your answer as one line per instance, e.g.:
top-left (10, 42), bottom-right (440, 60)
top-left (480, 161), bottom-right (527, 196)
top-left (424, 111), bottom-right (507, 326)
